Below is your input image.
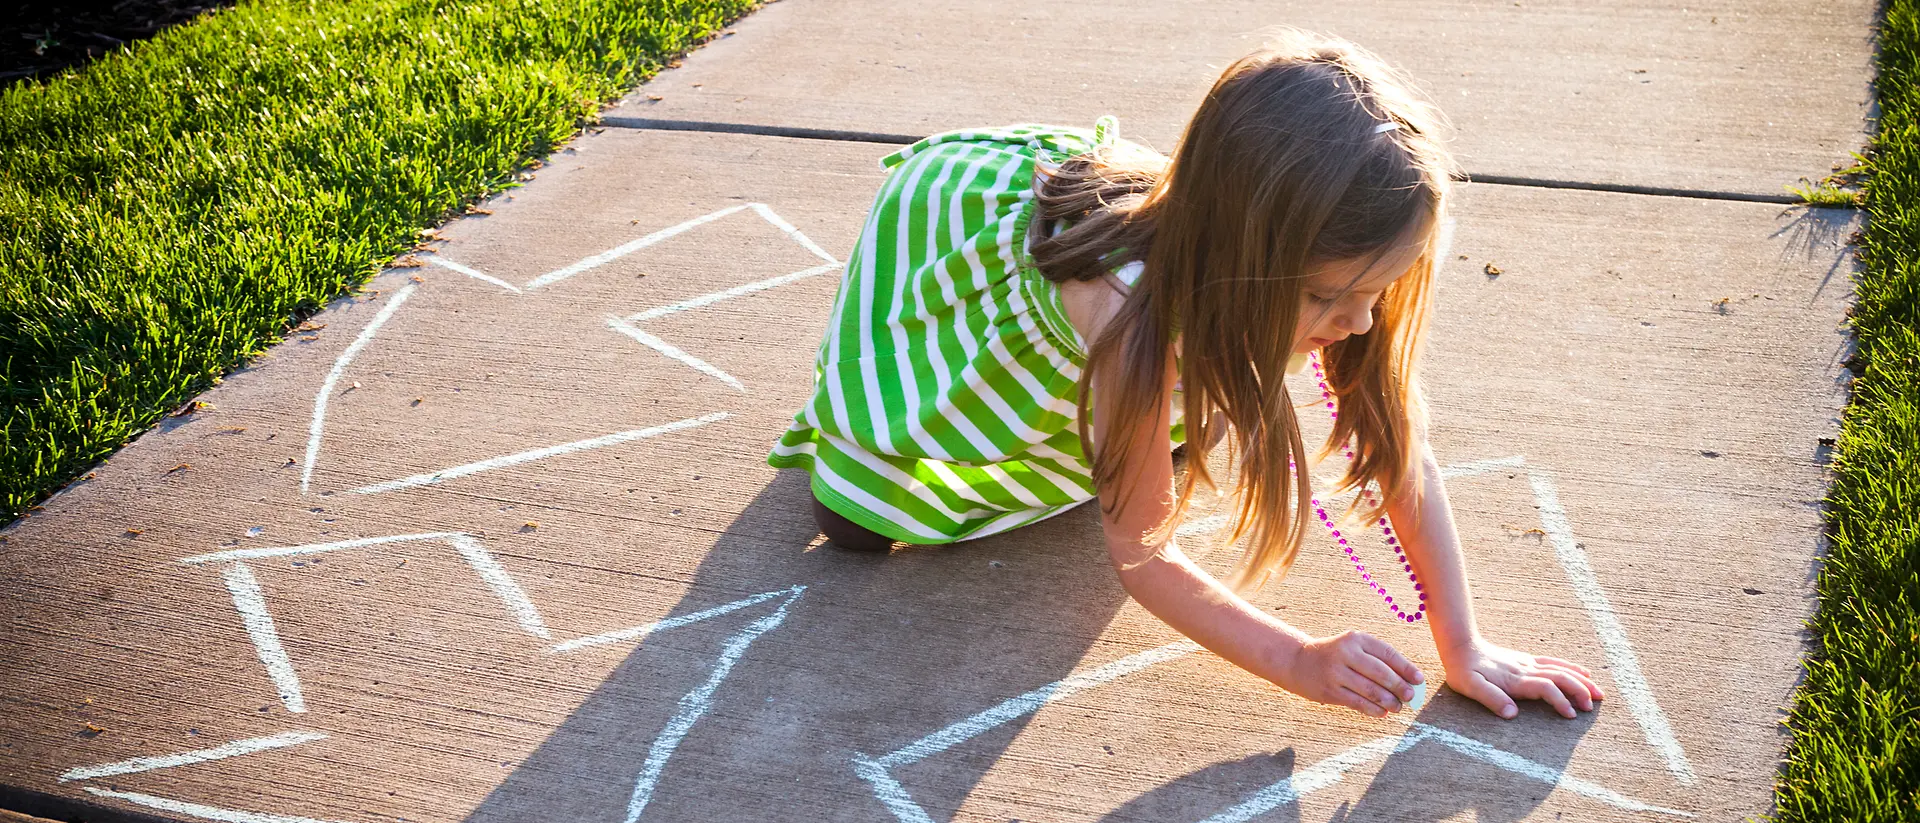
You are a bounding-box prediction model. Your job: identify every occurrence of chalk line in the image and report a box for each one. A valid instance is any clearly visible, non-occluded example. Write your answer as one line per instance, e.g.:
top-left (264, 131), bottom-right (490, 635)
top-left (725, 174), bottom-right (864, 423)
top-left (84, 788), bottom-right (354, 823)
top-left (349, 412), bottom-right (728, 494)
top-left (59, 731), bottom-right (326, 783)
top-left (626, 261), bottom-right (841, 323)
top-left (624, 586), bottom-right (807, 823)
top-left (1526, 468), bottom-right (1696, 785)
top-left (607, 316), bottom-right (746, 392)
top-left (1198, 731), bottom-right (1423, 823)
top-left (420, 255), bottom-right (520, 293)
top-left (181, 531), bottom-right (464, 565)
top-left (748, 203), bottom-right (839, 264)
top-left (301, 282), bottom-right (417, 494)
top-left (1204, 722), bottom-right (1690, 822)
top-left (525, 205), bottom-right (749, 290)
top-left (222, 563), bottom-right (305, 713)
top-left (551, 587), bottom-right (797, 654)
top-left (1416, 723), bottom-right (1693, 816)
top-left (449, 534), bottom-right (551, 640)
top-left (1438, 453), bottom-right (1528, 481)
top-left (854, 641), bottom-right (1202, 822)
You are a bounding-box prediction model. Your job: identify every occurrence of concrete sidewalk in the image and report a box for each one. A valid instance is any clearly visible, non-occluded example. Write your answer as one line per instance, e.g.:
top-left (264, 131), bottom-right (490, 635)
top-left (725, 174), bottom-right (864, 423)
top-left (0, 2), bottom-right (1870, 821)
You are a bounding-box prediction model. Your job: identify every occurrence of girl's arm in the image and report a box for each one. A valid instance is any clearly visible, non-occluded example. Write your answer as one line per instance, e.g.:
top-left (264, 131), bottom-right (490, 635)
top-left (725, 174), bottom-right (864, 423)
top-left (1090, 353), bottom-right (1424, 717)
top-left (1384, 441), bottom-right (1606, 719)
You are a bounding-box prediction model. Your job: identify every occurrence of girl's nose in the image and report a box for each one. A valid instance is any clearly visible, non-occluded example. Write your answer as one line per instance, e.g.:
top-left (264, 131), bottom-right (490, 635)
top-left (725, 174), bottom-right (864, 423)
top-left (1336, 302), bottom-right (1375, 337)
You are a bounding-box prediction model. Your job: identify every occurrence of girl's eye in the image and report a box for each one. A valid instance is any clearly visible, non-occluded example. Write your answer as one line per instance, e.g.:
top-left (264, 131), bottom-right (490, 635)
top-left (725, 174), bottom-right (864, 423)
top-left (1309, 293), bottom-right (1337, 304)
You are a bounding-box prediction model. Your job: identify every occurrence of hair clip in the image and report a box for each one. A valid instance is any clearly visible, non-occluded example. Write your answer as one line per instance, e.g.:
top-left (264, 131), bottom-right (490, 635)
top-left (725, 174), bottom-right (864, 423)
top-left (1372, 121), bottom-right (1400, 134)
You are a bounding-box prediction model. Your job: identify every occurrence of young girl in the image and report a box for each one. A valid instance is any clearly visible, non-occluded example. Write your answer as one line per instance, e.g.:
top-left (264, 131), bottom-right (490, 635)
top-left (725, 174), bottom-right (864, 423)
top-left (769, 32), bottom-right (1603, 722)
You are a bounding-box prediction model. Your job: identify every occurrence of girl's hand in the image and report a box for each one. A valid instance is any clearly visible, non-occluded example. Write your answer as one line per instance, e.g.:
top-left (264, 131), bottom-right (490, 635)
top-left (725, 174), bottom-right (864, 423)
top-left (1441, 637), bottom-right (1604, 720)
top-left (1281, 630), bottom-right (1426, 718)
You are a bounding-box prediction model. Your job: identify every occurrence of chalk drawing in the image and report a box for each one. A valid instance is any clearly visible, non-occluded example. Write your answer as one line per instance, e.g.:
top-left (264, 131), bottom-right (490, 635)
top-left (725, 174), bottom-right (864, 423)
top-left (59, 731), bottom-right (327, 782)
top-left (449, 534), bottom-right (552, 640)
top-left (551, 586), bottom-right (798, 654)
top-left (853, 636), bottom-right (1690, 822)
top-left (1200, 722), bottom-right (1691, 822)
top-left (1427, 455), bottom-right (1696, 785)
top-left (1197, 732), bottom-right (1421, 823)
top-left (853, 453), bottom-right (1695, 819)
top-left (348, 412), bottom-right (728, 495)
top-left (181, 531), bottom-right (464, 565)
top-left (611, 259), bottom-right (843, 391)
top-left (84, 788), bottom-right (356, 823)
top-left (1178, 452), bottom-right (1695, 785)
top-left (749, 202), bottom-right (839, 265)
top-left (1525, 468), bottom-right (1697, 785)
top-left (624, 586), bottom-right (808, 822)
top-left (607, 317), bottom-right (747, 392)
top-left (301, 282), bottom-right (418, 494)
top-left (421, 255), bottom-right (522, 293)
top-left (222, 563), bottom-right (306, 713)
top-left (852, 641), bottom-right (1204, 823)
top-left (186, 532), bottom-right (553, 711)
top-left (524, 204), bottom-right (750, 291)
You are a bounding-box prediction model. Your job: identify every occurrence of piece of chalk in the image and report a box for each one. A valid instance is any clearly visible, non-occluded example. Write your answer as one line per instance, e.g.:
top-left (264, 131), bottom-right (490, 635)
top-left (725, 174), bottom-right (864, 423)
top-left (1406, 680), bottom-right (1429, 713)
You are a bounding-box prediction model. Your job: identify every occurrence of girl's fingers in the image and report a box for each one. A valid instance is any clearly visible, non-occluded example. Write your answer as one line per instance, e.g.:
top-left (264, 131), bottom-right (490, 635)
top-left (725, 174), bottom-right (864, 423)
top-left (1537, 662), bottom-right (1605, 702)
top-left (1351, 651), bottom-right (1414, 703)
top-left (1532, 655), bottom-right (1595, 680)
top-left (1356, 634), bottom-right (1425, 688)
top-left (1337, 684), bottom-right (1391, 717)
top-left (1511, 675), bottom-right (1578, 719)
top-left (1534, 668), bottom-right (1596, 712)
top-left (1461, 670), bottom-right (1518, 719)
top-left (1341, 669), bottom-right (1402, 713)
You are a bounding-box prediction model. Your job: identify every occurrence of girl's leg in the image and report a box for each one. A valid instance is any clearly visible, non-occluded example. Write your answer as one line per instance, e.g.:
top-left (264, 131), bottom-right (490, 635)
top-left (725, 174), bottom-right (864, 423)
top-left (812, 495), bottom-right (898, 552)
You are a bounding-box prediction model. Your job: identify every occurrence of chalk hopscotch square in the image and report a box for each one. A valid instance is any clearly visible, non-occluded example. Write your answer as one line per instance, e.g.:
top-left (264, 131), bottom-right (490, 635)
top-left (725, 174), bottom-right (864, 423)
top-left (851, 456), bottom-right (1695, 823)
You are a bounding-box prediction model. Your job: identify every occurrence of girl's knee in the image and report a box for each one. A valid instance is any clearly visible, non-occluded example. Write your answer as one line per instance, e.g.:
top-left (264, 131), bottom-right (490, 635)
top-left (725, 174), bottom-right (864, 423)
top-left (812, 495), bottom-right (897, 553)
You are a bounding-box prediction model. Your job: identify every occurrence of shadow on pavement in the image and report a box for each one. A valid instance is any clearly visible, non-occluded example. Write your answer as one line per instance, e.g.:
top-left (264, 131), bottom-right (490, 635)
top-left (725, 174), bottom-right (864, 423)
top-left (1333, 696), bottom-right (1597, 823)
top-left (463, 468), bottom-right (1133, 821)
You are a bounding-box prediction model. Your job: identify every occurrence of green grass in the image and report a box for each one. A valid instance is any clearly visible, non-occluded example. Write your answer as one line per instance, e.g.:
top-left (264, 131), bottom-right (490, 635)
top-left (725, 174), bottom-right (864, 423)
top-left (1769, 0), bottom-right (1920, 819)
top-left (0, 0), bottom-right (756, 517)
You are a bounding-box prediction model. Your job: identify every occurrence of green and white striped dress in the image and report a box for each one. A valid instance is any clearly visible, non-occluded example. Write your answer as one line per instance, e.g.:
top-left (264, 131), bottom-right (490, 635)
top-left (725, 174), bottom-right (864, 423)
top-left (767, 118), bottom-right (1179, 543)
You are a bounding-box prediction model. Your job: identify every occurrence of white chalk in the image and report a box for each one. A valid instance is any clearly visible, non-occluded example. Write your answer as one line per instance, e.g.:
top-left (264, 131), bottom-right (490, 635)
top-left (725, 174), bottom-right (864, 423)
top-left (747, 202), bottom-right (839, 264)
top-left (180, 531), bottom-right (463, 565)
top-left (220, 563), bottom-right (306, 714)
top-left (524, 204), bottom-right (748, 290)
top-left (625, 261), bottom-right (840, 323)
top-left (550, 587), bottom-right (797, 654)
top-left (59, 731), bottom-right (326, 782)
top-left (449, 534), bottom-right (552, 640)
top-left (623, 586), bottom-right (806, 823)
top-left (301, 282), bottom-right (418, 493)
top-left (606, 316), bottom-right (747, 392)
top-left (84, 788), bottom-right (350, 823)
top-left (349, 412), bottom-right (728, 494)
top-left (420, 255), bottom-right (521, 293)
top-left (1406, 680), bottom-right (1428, 713)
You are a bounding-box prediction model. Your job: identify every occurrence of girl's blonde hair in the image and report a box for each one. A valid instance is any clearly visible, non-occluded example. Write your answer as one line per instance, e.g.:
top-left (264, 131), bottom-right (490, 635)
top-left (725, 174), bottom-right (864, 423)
top-left (1029, 30), bottom-right (1458, 591)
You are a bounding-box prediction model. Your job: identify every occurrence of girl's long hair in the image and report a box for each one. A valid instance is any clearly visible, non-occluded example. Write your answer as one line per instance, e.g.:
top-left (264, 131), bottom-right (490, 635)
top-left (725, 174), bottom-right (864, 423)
top-left (1029, 30), bottom-right (1458, 591)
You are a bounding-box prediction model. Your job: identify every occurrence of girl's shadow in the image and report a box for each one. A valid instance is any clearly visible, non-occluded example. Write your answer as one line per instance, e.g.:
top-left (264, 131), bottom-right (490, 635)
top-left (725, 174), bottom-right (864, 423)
top-left (463, 469), bottom-right (1133, 822)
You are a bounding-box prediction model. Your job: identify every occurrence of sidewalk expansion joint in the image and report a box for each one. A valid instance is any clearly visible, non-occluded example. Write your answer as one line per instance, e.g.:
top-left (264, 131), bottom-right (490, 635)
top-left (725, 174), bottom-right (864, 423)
top-left (598, 116), bottom-right (1814, 206)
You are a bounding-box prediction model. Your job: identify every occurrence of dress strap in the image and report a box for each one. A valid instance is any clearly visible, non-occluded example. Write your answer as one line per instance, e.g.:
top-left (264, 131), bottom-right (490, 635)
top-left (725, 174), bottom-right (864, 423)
top-left (1093, 114), bottom-right (1120, 147)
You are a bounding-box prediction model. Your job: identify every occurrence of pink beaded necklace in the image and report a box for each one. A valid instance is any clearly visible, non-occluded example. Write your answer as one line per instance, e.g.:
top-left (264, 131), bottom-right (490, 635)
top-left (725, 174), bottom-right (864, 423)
top-left (1305, 350), bottom-right (1427, 623)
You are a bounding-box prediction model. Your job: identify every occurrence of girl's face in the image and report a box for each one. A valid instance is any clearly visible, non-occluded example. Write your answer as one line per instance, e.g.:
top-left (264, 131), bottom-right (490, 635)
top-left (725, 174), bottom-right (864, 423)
top-left (1292, 239), bottom-right (1424, 354)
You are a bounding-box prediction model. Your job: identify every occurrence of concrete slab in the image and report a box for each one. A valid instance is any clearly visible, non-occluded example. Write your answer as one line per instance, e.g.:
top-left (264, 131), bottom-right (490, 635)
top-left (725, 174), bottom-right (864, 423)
top-left (0, 128), bottom-right (1850, 822)
top-left (606, 0), bottom-right (1875, 200)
